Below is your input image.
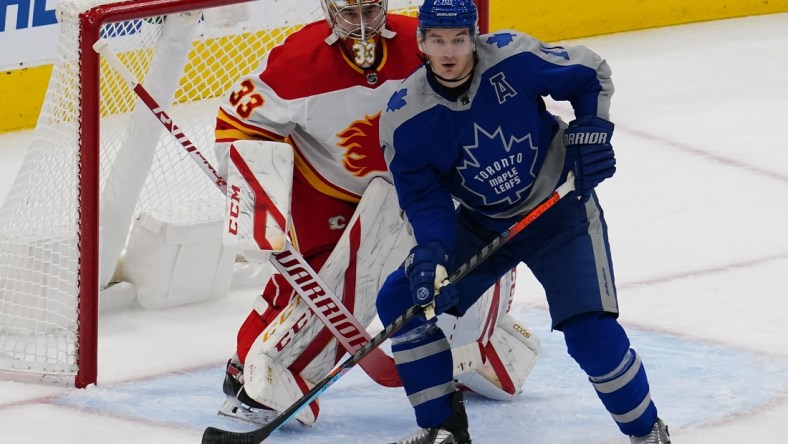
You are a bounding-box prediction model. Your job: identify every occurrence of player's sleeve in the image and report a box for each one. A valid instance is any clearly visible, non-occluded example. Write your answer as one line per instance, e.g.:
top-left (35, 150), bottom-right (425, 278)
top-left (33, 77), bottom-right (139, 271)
top-left (510, 32), bottom-right (614, 119)
top-left (382, 119), bottom-right (458, 253)
top-left (214, 61), bottom-right (298, 176)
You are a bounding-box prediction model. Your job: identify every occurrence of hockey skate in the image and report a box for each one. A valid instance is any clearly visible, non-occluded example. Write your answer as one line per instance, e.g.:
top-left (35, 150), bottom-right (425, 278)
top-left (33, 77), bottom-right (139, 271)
top-left (390, 391), bottom-right (471, 444)
top-left (217, 356), bottom-right (279, 426)
top-left (630, 418), bottom-right (670, 444)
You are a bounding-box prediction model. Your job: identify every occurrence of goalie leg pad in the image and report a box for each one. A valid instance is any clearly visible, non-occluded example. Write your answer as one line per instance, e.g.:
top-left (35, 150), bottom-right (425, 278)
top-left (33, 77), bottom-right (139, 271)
top-left (243, 352), bottom-right (319, 426)
top-left (457, 313), bottom-right (541, 401)
top-left (242, 178), bottom-right (412, 418)
top-left (235, 252), bottom-right (329, 363)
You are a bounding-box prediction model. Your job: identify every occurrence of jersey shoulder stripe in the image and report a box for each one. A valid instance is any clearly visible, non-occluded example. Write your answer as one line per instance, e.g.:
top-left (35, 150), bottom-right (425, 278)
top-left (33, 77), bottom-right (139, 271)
top-left (215, 107), bottom-right (283, 142)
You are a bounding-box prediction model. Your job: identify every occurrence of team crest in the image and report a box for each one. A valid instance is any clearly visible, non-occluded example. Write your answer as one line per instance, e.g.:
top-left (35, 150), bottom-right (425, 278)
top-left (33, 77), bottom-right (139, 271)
top-left (457, 123), bottom-right (538, 207)
top-left (328, 215), bottom-right (347, 230)
top-left (336, 113), bottom-right (387, 177)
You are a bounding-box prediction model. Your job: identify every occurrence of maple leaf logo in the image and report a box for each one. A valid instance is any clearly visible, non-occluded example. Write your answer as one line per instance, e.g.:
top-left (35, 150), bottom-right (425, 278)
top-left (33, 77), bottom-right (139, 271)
top-left (486, 33), bottom-right (515, 48)
top-left (386, 88), bottom-right (408, 112)
top-left (457, 123), bottom-right (538, 207)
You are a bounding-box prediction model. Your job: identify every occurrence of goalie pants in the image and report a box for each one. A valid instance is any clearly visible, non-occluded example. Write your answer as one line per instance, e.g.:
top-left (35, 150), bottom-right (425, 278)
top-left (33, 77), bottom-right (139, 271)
top-left (236, 171), bottom-right (357, 363)
top-left (376, 190), bottom-right (659, 436)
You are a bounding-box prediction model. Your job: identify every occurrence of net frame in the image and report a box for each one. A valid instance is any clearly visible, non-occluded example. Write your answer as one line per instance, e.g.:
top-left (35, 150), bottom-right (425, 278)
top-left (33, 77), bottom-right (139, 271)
top-left (0, 0), bottom-right (489, 388)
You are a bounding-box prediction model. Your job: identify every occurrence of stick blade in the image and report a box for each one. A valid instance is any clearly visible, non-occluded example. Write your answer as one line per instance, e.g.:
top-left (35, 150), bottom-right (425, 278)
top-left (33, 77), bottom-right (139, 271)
top-left (201, 426), bottom-right (258, 444)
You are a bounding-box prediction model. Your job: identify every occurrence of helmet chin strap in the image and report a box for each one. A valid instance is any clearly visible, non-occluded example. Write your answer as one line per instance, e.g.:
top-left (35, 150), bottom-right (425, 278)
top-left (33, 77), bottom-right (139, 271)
top-left (430, 67), bottom-right (473, 84)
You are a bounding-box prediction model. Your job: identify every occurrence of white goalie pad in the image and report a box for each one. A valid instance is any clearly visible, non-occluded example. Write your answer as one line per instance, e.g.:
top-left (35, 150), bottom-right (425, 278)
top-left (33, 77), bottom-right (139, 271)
top-left (244, 352), bottom-right (318, 426)
top-left (439, 269), bottom-right (516, 352)
top-left (121, 140), bottom-right (293, 310)
top-left (122, 202), bottom-right (235, 310)
top-left (454, 313), bottom-right (541, 401)
top-left (439, 269), bottom-right (515, 377)
top-left (245, 178), bottom-right (539, 409)
top-left (439, 270), bottom-right (541, 401)
top-left (245, 177), bottom-right (414, 387)
top-left (224, 140), bottom-right (293, 255)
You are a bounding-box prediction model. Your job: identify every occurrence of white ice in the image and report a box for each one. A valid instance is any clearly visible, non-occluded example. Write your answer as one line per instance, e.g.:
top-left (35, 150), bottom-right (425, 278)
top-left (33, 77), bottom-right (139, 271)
top-left (1, 12), bottom-right (788, 444)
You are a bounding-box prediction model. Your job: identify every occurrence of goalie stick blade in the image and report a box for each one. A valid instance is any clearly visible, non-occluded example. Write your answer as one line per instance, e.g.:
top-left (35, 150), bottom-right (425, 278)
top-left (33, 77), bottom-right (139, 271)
top-left (202, 427), bottom-right (262, 444)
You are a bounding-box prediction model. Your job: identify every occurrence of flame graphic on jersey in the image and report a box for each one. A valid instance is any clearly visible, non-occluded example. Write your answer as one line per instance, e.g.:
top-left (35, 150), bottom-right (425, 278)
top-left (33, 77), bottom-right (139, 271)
top-left (336, 113), bottom-right (387, 177)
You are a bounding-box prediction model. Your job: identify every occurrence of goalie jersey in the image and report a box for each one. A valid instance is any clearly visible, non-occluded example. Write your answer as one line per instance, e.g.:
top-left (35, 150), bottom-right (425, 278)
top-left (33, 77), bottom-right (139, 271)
top-left (215, 14), bottom-right (422, 204)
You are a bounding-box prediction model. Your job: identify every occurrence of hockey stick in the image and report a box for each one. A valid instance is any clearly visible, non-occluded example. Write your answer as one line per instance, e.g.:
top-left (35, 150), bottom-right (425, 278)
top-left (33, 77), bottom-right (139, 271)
top-left (92, 38), bottom-right (401, 387)
top-left (201, 173), bottom-right (576, 444)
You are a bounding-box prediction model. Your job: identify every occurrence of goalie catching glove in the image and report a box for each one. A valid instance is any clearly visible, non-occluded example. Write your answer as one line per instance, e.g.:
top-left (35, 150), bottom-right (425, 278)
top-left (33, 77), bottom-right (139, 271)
top-left (563, 116), bottom-right (616, 202)
top-left (404, 242), bottom-right (459, 316)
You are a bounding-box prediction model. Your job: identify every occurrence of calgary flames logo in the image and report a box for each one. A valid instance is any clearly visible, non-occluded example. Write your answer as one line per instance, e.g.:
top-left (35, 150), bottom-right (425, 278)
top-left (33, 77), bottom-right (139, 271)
top-left (336, 113), bottom-right (388, 177)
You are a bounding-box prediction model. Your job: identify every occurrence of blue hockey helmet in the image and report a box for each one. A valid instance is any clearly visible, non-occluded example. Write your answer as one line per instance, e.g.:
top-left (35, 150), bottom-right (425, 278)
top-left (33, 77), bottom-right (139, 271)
top-left (417, 0), bottom-right (478, 35)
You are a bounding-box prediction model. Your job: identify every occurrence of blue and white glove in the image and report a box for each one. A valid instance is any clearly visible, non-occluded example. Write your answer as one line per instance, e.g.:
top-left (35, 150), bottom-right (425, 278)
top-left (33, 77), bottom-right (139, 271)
top-left (404, 242), bottom-right (459, 316)
top-left (563, 116), bottom-right (617, 202)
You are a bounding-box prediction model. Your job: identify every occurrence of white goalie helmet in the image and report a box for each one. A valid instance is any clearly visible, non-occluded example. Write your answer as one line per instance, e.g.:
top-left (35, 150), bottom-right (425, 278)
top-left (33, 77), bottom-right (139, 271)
top-left (321, 0), bottom-right (388, 69)
top-left (322, 0), bottom-right (388, 40)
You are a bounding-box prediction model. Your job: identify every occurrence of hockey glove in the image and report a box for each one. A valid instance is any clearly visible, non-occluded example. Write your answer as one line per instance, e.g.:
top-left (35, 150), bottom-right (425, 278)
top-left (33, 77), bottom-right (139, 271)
top-left (564, 116), bottom-right (616, 202)
top-left (404, 242), bottom-right (459, 316)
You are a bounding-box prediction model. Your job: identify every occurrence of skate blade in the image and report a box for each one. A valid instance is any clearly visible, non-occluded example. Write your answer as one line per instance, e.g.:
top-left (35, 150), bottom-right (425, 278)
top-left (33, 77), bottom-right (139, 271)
top-left (389, 428), bottom-right (455, 444)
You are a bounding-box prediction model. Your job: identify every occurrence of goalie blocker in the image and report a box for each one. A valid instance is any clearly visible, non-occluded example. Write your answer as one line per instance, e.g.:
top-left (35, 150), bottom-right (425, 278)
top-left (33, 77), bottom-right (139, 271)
top-left (227, 143), bottom-right (540, 425)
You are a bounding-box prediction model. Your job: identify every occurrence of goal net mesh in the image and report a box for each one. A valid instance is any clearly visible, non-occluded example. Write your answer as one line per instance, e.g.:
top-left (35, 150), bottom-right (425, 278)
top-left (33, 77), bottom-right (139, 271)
top-left (0, 0), bottom-right (425, 385)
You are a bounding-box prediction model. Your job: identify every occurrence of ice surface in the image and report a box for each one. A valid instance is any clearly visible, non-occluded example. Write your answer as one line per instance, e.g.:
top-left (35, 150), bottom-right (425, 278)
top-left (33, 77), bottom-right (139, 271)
top-left (1, 12), bottom-right (787, 444)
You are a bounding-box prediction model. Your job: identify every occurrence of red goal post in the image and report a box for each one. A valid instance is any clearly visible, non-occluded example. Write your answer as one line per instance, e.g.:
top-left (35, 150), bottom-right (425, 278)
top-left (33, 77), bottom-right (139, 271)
top-left (0, 0), bottom-right (489, 389)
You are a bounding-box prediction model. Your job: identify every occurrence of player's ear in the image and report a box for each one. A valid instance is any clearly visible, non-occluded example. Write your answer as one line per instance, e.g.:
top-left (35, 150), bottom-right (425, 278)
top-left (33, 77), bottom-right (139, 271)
top-left (417, 30), bottom-right (425, 53)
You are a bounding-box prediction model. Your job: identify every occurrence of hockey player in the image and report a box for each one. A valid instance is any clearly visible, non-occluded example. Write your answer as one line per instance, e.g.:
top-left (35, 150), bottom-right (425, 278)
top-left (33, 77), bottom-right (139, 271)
top-left (213, 0), bottom-right (540, 428)
top-left (377, 0), bottom-right (670, 443)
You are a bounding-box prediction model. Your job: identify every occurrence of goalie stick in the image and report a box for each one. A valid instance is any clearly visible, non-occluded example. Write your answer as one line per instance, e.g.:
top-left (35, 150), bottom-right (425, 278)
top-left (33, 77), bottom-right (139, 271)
top-left (92, 38), bottom-right (401, 387)
top-left (201, 173), bottom-right (576, 444)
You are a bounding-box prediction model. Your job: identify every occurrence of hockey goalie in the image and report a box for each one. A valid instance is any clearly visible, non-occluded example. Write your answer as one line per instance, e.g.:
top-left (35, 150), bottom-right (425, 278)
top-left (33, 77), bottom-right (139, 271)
top-left (211, 0), bottom-right (541, 428)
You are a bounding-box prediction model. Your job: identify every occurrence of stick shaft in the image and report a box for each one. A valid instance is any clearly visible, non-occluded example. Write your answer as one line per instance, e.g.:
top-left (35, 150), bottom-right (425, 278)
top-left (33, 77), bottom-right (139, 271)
top-left (93, 38), bottom-right (227, 192)
top-left (201, 173), bottom-right (576, 443)
top-left (92, 38), bottom-right (401, 386)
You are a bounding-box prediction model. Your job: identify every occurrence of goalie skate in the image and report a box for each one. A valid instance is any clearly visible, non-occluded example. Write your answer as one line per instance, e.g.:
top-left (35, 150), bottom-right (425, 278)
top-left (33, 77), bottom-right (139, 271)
top-left (217, 396), bottom-right (280, 426)
top-left (217, 356), bottom-right (281, 426)
top-left (218, 355), bottom-right (312, 427)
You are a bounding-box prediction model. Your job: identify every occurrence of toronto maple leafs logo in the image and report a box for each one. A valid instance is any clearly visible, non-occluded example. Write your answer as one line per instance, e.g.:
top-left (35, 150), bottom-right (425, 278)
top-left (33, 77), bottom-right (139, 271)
top-left (457, 123), bottom-right (538, 207)
top-left (386, 88), bottom-right (408, 112)
top-left (486, 33), bottom-right (515, 48)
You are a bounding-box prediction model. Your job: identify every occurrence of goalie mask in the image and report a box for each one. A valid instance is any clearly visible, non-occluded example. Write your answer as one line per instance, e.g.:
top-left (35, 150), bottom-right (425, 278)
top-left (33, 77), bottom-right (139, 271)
top-left (322, 0), bottom-right (388, 69)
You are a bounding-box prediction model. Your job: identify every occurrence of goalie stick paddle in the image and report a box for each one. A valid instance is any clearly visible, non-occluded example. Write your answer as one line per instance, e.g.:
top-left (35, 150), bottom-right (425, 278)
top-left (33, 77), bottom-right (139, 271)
top-left (201, 173), bottom-right (576, 444)
top-left (92, 38), bottom-right (401, 388)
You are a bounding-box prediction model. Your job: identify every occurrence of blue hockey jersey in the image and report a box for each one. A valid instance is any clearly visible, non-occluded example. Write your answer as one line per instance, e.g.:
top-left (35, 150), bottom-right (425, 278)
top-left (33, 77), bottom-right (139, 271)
top-left (380, 30), bottom-right (613, 252)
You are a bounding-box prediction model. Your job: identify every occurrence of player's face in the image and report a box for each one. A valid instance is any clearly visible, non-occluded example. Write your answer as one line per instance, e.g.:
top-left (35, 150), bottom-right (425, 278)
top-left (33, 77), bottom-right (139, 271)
top-left (422, 28), bottom-right (475, 85)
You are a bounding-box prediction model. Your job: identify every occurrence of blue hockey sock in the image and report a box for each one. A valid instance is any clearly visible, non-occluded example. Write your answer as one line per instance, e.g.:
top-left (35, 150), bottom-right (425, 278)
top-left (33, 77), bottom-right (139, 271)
top-left (589, 348), bottom-right (658, 436)
top-left (390, 322), bottom-right (455, 428)
top-left (561, 312), bottom-right (658, 436)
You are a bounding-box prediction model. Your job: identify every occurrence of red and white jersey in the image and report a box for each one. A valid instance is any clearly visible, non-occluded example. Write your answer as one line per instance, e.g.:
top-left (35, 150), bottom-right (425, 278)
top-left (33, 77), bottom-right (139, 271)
top-left (215, 15), bottom-right (421, 203)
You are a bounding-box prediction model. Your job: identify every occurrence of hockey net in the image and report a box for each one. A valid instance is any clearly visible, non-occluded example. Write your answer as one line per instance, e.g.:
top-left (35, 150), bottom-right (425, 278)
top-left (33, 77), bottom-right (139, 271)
top-left (0, 0), bottom-right (489, 387)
